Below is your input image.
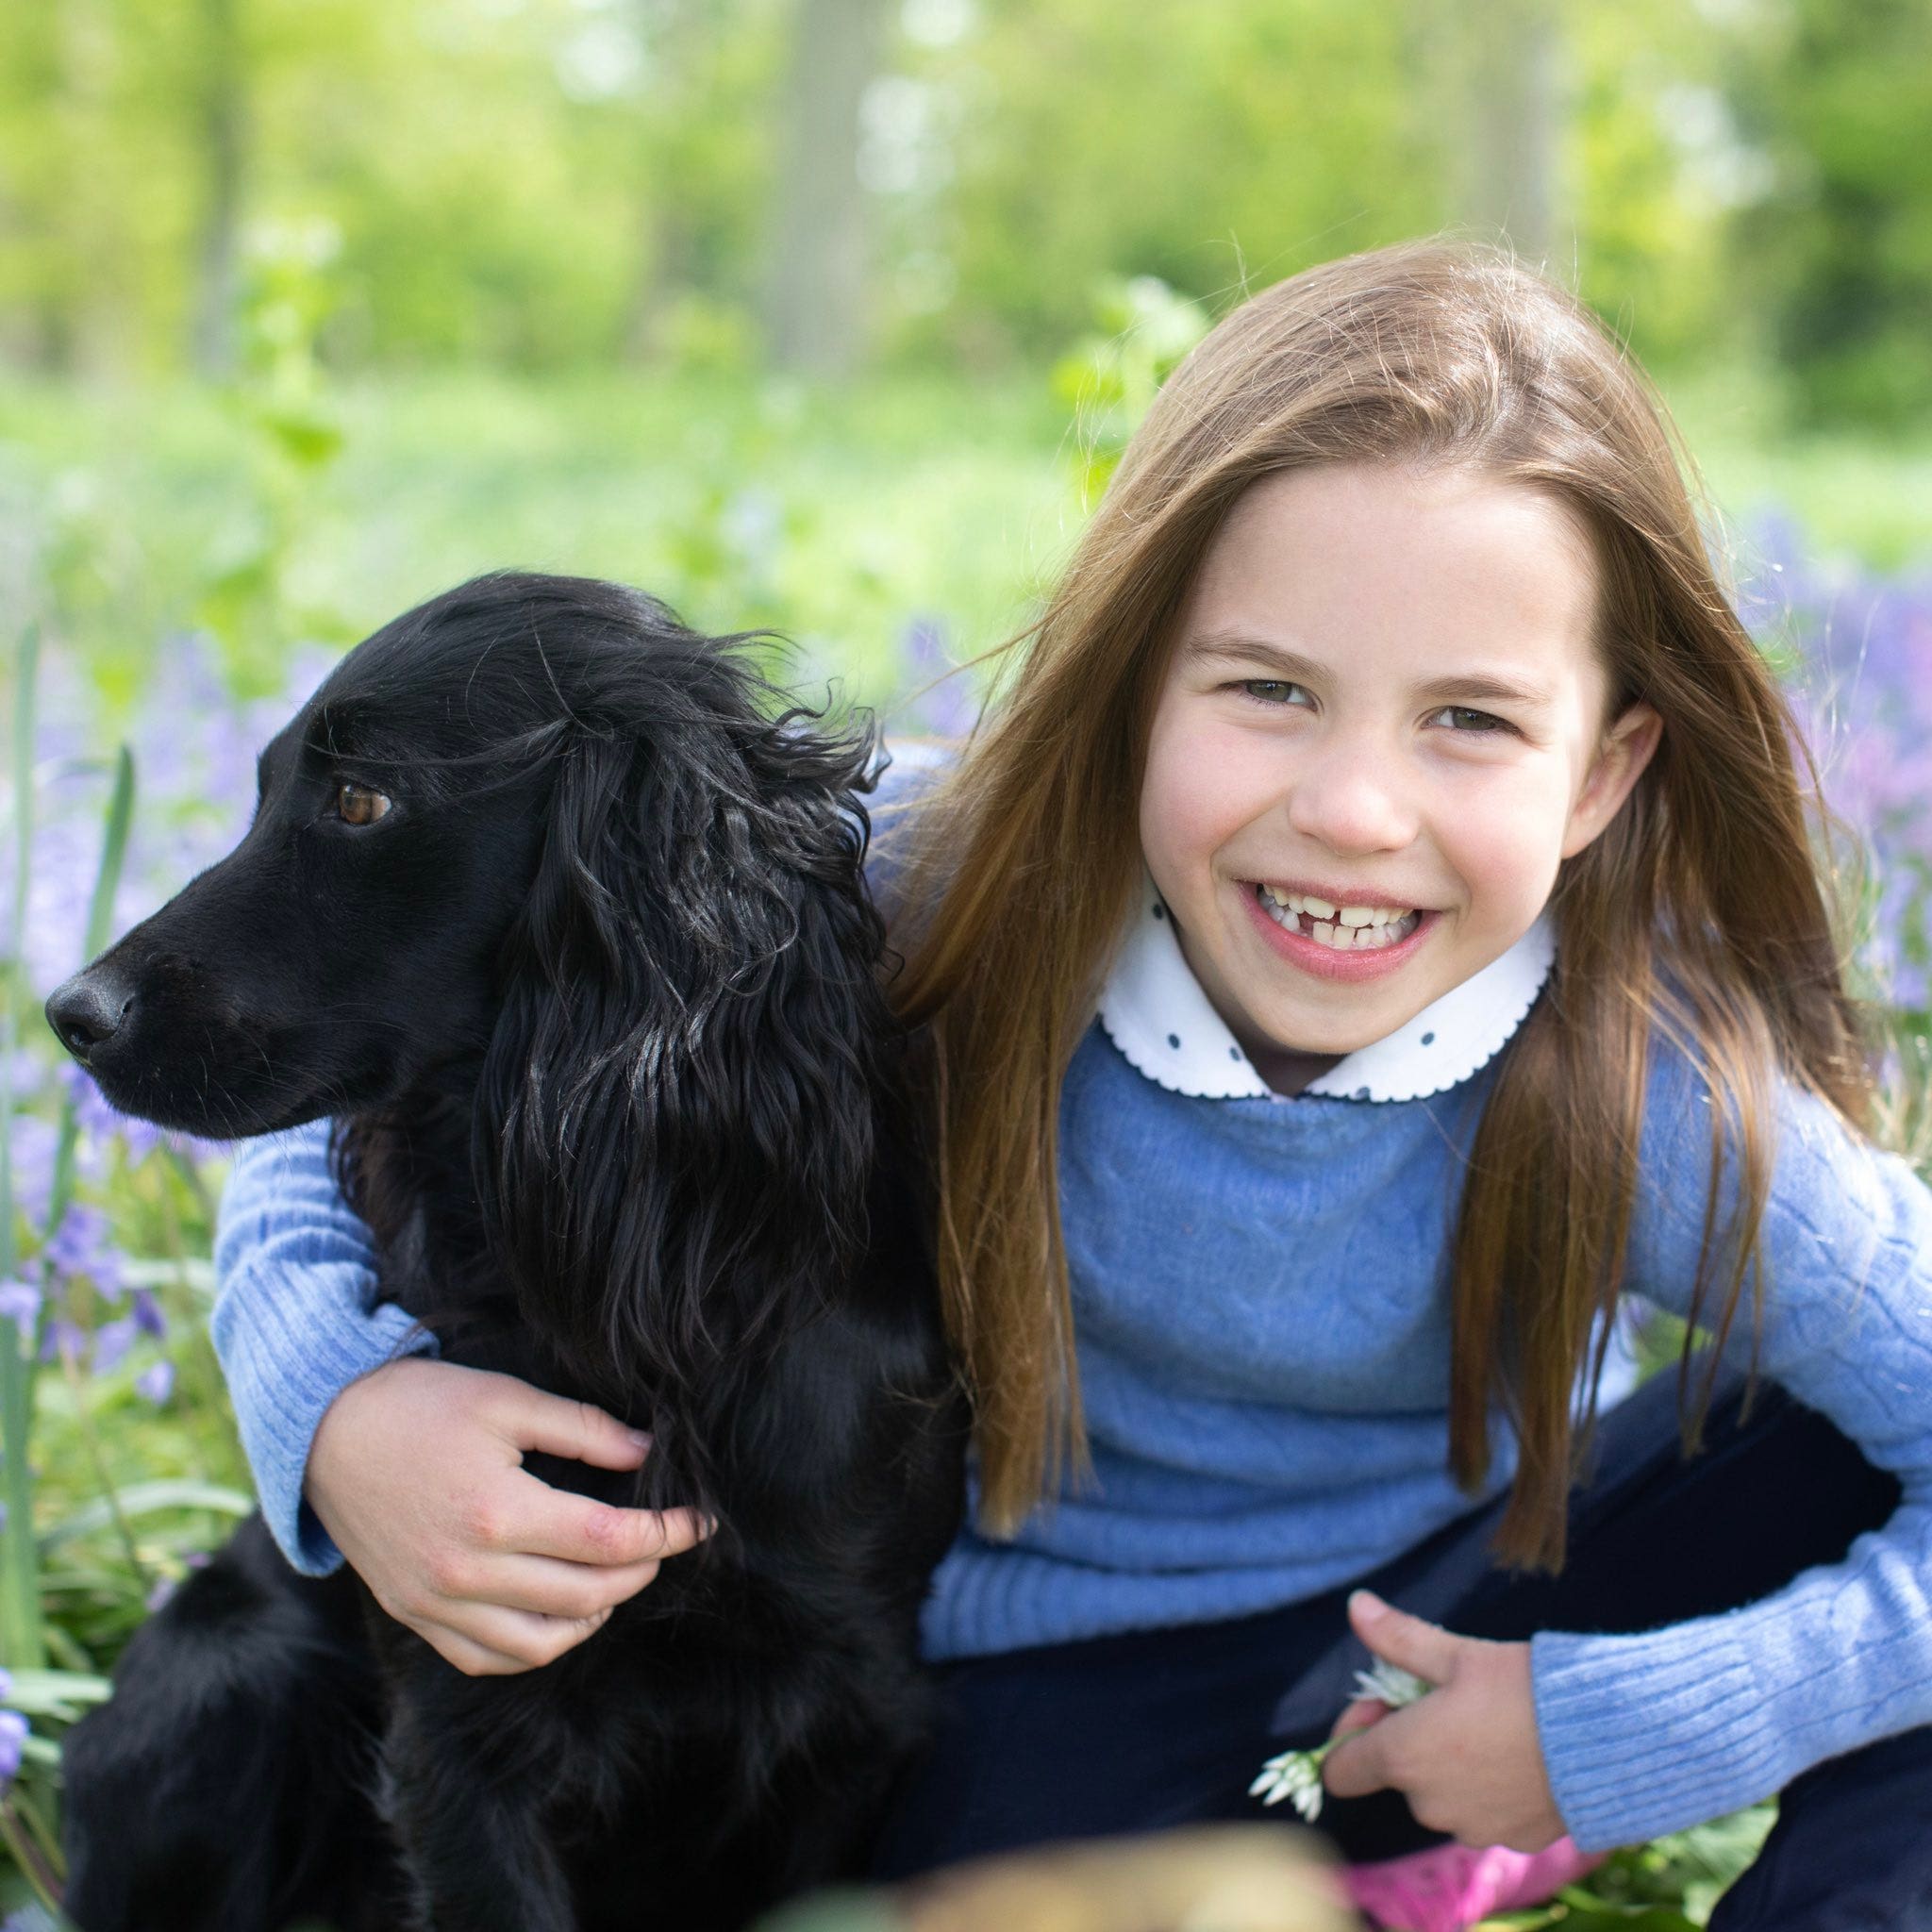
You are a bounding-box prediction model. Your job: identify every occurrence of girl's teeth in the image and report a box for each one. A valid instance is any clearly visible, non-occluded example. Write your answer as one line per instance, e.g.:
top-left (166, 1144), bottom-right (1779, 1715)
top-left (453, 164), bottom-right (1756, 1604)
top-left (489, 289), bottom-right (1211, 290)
top-left (1257, 885), bottom-right (1421, 950)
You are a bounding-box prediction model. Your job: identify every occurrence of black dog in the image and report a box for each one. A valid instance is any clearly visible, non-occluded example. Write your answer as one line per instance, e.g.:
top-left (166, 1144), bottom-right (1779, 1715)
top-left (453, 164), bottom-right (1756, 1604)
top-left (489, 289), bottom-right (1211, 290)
top-left (45, 574), bottom-right (968, 1932)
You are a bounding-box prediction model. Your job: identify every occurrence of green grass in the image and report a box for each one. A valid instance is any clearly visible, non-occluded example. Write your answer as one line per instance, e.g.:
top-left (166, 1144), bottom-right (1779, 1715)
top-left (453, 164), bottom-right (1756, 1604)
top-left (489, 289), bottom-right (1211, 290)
top-left (2, 362), bottom-right (1925, 715)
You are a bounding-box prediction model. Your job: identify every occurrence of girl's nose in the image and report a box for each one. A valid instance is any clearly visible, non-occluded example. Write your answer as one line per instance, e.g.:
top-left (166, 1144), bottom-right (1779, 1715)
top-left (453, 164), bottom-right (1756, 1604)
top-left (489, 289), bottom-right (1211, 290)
top-left (1283, 744), bottom-right (1416, 854)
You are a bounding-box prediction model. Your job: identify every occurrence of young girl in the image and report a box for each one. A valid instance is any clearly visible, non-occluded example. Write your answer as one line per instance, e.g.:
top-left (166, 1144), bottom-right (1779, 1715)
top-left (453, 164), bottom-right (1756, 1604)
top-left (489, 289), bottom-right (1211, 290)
top-left (209, 241), bottom-right (1932, 1927)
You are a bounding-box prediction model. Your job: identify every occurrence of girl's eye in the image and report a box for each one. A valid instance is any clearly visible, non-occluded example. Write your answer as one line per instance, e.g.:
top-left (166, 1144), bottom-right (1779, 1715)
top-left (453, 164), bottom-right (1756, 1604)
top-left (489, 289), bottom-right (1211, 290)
top-left (1229, 684), bottom-right (1514, 735)
top-left (1429, 706), bottom-right (1512, 736)
top-left (333, 781), bottom-right (393, 825)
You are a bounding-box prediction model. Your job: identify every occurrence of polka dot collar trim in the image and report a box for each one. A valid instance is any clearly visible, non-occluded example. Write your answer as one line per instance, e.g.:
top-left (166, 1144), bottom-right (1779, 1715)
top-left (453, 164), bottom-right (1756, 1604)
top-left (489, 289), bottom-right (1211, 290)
top-left (1095, 883), bottom-right (1557, 1104)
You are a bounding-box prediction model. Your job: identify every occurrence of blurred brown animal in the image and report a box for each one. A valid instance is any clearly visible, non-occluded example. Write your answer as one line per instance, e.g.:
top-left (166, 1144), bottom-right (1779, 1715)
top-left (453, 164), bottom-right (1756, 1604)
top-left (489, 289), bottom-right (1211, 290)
top-left (764, 1824), bottom-right (1357, 1932)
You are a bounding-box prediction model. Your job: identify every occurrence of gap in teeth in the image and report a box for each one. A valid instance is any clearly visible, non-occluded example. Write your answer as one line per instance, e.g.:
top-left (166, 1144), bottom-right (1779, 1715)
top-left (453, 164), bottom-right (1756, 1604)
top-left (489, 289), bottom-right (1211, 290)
top-left (1257, 883), bottom-right (1419, 950)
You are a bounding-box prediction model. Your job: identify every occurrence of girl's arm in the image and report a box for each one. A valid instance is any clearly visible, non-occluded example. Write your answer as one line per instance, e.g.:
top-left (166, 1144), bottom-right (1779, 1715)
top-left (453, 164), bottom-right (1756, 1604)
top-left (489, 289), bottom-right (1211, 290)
top-left (1529, 1040), bottom-right (1932, 1850)
top-left (210, 1121), bottom-right (440, 1573)
top-left (211, 1124), bottom-right (708, 1673)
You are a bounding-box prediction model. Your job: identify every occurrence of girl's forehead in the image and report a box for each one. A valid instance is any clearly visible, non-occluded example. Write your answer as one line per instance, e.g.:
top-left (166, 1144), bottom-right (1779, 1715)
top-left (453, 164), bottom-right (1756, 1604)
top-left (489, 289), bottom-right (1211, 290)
top-left (1183, 462), bottom-right (1603, 678)
top-left (1212, 461), bottom-right (1594, 574)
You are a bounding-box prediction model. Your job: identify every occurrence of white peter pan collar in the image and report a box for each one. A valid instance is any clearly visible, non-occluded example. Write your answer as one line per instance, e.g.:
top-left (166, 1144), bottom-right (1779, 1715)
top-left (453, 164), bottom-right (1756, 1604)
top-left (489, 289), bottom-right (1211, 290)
top-left (1095, 880), bottom-right (1557, 1104)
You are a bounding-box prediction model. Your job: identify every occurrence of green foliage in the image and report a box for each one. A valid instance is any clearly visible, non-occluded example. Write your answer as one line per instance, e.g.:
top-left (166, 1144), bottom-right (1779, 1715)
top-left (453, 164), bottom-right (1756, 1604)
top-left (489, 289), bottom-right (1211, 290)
top-left (195, 217), bottom-right (352, 674)
top-left (1, 633), bottom-right (216, 1918)
top-left (1052, 275), bottom-right (1210, 506)
top-left (0, 0), bottom-right (1926, 426)
top-left (1727, 0), bottom-right (1932, 428)
top-left (1477, 1807), bottom-right (1776, 1930)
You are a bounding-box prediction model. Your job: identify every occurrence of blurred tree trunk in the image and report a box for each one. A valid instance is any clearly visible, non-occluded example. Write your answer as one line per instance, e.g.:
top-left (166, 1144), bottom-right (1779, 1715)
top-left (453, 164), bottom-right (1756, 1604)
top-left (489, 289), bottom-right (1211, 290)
top-left (761, 0), bottom-right (885, 378)
top-left (190, 0), bottom-right (246, 378)
top-left (1438, 0), bottom-right (1570, 264)
top-left (34, 0), bottom-right (111, 373)
top-left (622, 0), bottom-right (702, 363)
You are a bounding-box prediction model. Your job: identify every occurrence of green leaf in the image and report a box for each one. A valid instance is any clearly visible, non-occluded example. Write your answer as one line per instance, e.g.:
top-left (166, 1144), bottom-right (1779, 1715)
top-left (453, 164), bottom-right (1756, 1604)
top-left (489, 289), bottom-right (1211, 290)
top-left (38, 1480), bottom-right (254, 1553)
top-left (3, 1666), bottom-right (112, 1720)
top-left (1548, 1905), bottom-right (1697, 1932)
top-left (748, 1887), bottom-right (904, 1932)
top-left (1, 625), bottom-right (43, 1672)
top-left (42, 743), bottom-right (136, 1244)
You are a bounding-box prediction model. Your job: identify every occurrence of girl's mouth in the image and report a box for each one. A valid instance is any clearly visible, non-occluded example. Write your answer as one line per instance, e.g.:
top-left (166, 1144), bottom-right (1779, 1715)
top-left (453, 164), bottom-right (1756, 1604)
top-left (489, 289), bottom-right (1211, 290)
top-left (1245, 882), bottom-right (1437, 979)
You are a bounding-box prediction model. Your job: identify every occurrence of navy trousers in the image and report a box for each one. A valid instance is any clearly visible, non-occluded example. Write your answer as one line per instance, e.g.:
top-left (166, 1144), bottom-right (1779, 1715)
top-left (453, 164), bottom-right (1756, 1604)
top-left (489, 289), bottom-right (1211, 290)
top-left (867, 1366), bottom-right (1932, 1929)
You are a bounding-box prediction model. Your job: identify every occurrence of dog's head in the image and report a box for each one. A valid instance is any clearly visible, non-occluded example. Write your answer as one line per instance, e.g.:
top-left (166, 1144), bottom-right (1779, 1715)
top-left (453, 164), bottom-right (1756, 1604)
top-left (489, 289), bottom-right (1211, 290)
top-left (50, 572), bottom-right (883, 1124)
top-left (48, 574), bottom-right (897, 1400)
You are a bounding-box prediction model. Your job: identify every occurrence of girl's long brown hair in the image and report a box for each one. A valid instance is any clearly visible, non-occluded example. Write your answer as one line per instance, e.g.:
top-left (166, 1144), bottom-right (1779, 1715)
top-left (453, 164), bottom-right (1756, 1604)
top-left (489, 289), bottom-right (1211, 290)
top-left (887, 239), bottom-right (1877, 1566)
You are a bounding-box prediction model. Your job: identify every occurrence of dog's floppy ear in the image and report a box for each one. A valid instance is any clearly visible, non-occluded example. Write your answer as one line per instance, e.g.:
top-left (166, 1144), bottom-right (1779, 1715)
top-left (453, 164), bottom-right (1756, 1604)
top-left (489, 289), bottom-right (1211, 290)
top-left (474, 651), bottom-right (892, 1518)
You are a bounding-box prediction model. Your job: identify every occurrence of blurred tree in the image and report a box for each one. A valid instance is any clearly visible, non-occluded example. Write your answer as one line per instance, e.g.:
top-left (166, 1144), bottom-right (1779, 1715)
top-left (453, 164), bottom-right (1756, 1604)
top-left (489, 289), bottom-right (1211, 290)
top-left (0, 0), bottom-right (1923, 422)
top-left (1729, 0), bottom-right (1932, 427)
top-left (1435, 0), bottom-right (1569, 262)
top-left (764, 0), bottom-right (888, 375)
top-left (189, 0), bottom-right (247, 377)
top-left (618, 0), bottom-right (775, 367)
top-left (907, 0), bottom-right (1441, 355)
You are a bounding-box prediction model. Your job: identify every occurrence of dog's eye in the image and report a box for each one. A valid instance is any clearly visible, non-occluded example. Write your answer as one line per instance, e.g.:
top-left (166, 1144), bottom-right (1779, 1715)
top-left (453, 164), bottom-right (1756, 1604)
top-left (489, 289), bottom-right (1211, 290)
top-left (334, 782), bottom-right (393, 826)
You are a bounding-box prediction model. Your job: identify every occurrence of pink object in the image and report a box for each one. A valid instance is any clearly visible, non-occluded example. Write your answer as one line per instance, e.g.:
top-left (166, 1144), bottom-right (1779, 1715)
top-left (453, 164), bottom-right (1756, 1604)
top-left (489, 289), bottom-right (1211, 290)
top-left (1341, 1837), bottom-right (1606, 1932)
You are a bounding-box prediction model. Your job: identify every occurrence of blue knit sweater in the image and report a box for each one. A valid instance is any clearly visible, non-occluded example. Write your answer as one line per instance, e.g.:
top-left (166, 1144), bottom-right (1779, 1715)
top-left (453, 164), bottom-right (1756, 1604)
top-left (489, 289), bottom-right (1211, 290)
top-left (208, 755), bottom-right (1932, 1857)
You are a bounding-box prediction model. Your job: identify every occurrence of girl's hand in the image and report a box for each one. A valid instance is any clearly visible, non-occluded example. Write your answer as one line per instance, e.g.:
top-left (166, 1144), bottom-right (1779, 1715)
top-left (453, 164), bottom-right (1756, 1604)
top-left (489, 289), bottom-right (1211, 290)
top-left (1319, 1591), bottom-right (1567, 1854)
top-left (307, 1357), bottom-right (713, 1677)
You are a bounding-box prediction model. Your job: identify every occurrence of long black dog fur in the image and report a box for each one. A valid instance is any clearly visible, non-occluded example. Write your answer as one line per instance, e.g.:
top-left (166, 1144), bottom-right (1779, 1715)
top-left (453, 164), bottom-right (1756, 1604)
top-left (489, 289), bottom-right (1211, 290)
top-left (46, 573), bottom-right (970, 1932)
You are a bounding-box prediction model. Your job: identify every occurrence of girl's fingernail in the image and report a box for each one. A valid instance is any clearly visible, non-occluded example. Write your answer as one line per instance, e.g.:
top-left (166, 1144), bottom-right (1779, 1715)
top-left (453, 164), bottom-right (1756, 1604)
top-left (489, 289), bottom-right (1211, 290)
top-left (1350, 1589), bottom-right (1386, 1619)
top-left (626, 1428), bottom-right (653, 1450)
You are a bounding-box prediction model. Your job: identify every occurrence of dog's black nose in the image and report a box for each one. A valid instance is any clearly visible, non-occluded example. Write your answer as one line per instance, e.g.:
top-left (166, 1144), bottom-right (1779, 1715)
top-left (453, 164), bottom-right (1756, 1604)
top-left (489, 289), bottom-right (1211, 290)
top-left (45, 971), bottom-right (135, 1063)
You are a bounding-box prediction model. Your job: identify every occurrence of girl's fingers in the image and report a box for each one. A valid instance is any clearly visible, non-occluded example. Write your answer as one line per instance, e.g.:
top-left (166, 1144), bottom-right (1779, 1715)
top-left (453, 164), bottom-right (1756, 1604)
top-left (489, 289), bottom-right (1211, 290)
top-left (513, 1483), bottom-right (715, 1569)
top-left (1321, 1710), bottom-right (1408, 1803)
top-left (412, 1617), bottom-right (562, 1678)
top-left (433, 1604), bottom-right (616, 1675)
top-left (1348, 1591), bottom-right (1464, 1683)
top-left (462, 1552), bottom-right (663, 1622)
top-left (1327, 1696), bottom-right (1389, 1743)
top-left (494, 1382), bottom-right (654, 1473)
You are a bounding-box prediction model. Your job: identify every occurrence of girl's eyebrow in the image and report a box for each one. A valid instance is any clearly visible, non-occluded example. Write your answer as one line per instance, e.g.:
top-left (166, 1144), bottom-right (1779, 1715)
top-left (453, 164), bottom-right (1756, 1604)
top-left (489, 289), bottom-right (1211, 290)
top-left (1179, 629), bottom-right (1557, 711)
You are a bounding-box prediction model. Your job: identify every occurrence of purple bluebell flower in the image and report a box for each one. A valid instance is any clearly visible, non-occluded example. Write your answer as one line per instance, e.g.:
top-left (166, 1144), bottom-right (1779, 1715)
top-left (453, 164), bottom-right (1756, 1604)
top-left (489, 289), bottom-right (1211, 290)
top-left (91, 1316), bottom-right (138, 1375)
top-left (896, 614), bottom-right (979, 740)
top-left (38, 1317), bottom-right (87, 1366)
top-left (0, 1280), bottom-right (42, 1327)
top-left (42, 1203), bottom-right (123, 1300)
top-left (0, 1709), bottom-right (27, 1786)
top-left (4, 1116), bottom-right (57, 1227)
top-left (135, 1358), bottom-right (175, 1405)
top-left (1741, 516), bottom-right (1932, 1017)
top-left (2, 1051), bottom-right (47, 1102)
top-left (67, 1064), bottom-right (165, 1168)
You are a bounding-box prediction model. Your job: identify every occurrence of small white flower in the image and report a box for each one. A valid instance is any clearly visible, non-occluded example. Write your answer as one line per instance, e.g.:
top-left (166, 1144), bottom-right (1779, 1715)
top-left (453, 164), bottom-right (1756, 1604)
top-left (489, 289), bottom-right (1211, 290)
top-left (1250, 1653), bottom-right (1435, 1824)
top-left (1249, 1746), bottom-right (1329, 1822)
top-left (1352, 1659), bottom-right (1430, 1710)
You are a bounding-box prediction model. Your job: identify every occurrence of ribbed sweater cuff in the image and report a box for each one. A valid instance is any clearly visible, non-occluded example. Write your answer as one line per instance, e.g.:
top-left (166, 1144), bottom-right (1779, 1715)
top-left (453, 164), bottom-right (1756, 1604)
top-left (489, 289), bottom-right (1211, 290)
top-left (209, 1257), bottom-right (439, 1575)
top-left (1531, 1624), bottom-right (1783, 1852)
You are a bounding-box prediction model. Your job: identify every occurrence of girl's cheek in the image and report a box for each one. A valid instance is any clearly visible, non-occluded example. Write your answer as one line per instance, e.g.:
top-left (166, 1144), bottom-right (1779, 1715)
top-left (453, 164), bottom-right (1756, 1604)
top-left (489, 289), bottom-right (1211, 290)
top-left (1441, 771), bottom-right (1574, 907)
top-left (1141, 719), bottom-right (1256, 852)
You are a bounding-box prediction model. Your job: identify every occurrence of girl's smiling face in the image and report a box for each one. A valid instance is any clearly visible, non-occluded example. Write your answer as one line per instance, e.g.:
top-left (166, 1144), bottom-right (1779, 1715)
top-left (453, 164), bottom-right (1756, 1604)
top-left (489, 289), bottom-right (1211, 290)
top-left (1139, 462), bottom-right (1662, 1085)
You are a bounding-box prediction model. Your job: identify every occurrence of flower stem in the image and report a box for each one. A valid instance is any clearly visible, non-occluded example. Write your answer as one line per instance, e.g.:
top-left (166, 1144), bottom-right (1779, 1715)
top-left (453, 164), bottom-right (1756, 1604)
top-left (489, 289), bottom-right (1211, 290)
top-left (0, 1792), bottom-right (64, 1915)
top-left (58, 1341), bottom-right (149, 1593)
